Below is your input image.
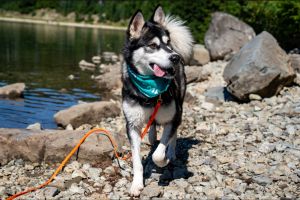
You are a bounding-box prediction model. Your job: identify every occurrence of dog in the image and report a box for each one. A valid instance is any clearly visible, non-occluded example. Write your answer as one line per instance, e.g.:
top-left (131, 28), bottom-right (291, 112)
top-left (122, 6), bottom-right (193, 196)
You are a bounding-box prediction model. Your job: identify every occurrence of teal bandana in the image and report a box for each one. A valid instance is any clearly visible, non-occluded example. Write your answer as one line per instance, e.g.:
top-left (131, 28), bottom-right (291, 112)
top-left (127, 65), bottom-right (171, 98)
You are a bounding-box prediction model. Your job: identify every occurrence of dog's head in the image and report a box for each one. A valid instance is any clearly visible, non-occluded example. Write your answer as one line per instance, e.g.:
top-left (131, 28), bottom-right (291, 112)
top-left (124, 6), bottom-right (194, 79)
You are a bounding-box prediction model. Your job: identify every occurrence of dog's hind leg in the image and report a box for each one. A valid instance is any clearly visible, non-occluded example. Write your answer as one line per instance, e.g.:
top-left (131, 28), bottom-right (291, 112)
top-left (152, 123), bottom-right (176, 167)
top-left (148, 123), bottom-right (157, 145)
top-left (128, 126), bottom-right (144, 196)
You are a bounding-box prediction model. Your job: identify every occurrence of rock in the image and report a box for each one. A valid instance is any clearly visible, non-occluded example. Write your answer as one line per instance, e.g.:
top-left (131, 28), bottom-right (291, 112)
top-left (54, 101), bottom-right (120, 128)
top-left (95, 63), bottom-right (122, 91)
top-left (65, 124), bottom-right (74, 130)
top-left (0, 83), bottom-right (25, 98)
top-left (259, 141), bottom-right (275, 154)
top-left (249, 94), bottom-right (262, 101)
top-left (205, 12), bottom-right (255, 60)
top-left (185, 66), bottom-right (209, 84)
top-left (43, 186), bottom-right (59, 197)
top-left (92, 56), bottom-right (101, 64)
top-left (190, 44), bottom-right (210, 66)
top-left (201, 102), bottom-right (215, 111)
top-left (141, 182), bottom-right (162, 198)
top-left (102, 52), bottom-right (119, 62)
top-left (204, 86), bottom-right (235, 102)
top-left (252, 175), bottom-right (273, 186)
top-left (86, 167), bottom-right (102, 181)
top-left (0, 186), bottom-right (6, 196)
top-left (0, 128), bottom-right (126, 165)
top-left (103, 166), bottom-right (115, 175)
top-left (68, 74), bottom-right (75, 80)
top-left (69, 183), bottom-right (84, 194)
top-left (26, 123), bottom-right (42, 130)
top-left (289, 54), bottom-right (300, 84)
top-left (79, 60), bottom-right (96, 71)
top-left (71, 169), bottom-right (86, 179)
top-left (223, 31), bottom-right (295, 101)
top-left (102, 183), bottom-right (112, 193)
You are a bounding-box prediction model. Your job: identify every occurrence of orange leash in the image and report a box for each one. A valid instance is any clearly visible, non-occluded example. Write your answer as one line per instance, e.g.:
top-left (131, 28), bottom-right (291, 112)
top-left (6, 99), bottom-right (161, 200)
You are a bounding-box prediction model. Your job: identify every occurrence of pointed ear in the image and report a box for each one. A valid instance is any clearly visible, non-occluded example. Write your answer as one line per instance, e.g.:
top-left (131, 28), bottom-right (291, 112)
top-left (152, 6), bottom-right (165, 25)
top-left (128, 10), bottom-right (145, 39)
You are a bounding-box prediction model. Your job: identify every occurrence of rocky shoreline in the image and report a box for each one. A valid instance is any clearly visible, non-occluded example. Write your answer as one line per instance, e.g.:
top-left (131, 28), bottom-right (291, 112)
top-left (1, 60), bottom-right (300, 199)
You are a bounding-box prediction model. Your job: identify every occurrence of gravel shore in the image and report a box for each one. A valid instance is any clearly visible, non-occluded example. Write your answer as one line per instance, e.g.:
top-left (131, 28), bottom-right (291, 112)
top-left (1, 61), bottom-right (299, 199)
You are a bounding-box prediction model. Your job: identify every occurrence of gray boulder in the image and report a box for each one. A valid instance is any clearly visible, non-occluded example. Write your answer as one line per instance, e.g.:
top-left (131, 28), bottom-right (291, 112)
top-left (0, 83), bottom-right (25, 98)
top-left (79, 60), bottom-right (96, 71)
top-left (54, 101), bottom-right (120, 128)
top-left (185, 66), bottom-right (209, 84)
top-left (223, 31), bottom-right (295, 101)
top-left (205, 12), bottom-right (255, 61)
top-left (95, 63), bottom-right (122, 91)
top-left (190, 44), bottom-right (210, 66)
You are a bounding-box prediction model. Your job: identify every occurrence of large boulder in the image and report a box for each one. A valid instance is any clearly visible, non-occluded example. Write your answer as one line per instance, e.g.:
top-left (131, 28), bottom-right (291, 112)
top-left (54, 101), bottom-right (120, 128)
top-left (0, 83), bottom-right (25, 98)
top-left (205, 12), bottom-right (256, 61)
top-left (0, 128), bottom-right (127, 165)
top-left (289, 54), bottom-right (300, 85)
top-left (223, 31), bottom-right (296, 101)
top-left (189, 44), bottom-right (210, 66)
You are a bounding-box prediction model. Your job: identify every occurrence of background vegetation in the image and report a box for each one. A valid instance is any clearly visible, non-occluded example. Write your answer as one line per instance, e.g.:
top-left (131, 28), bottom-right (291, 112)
top-left (0, 0), bottom-right (299, 51)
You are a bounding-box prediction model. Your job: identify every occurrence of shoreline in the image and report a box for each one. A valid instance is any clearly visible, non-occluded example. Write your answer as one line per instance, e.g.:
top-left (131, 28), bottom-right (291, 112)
top-left (0, 16), bottom-right (127, 31)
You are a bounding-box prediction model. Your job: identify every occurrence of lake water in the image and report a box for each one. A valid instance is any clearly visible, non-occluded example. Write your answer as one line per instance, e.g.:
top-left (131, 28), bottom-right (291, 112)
top-left (0, 21), bottom-right (125, 128)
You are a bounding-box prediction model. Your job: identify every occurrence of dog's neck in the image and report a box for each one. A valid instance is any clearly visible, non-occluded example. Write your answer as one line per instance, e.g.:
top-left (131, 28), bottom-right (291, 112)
top-left (126, 64), bottom-right (171, 99)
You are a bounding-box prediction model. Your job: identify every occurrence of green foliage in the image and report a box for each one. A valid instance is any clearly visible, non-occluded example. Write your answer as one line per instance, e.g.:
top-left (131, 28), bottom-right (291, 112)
top-left (0, 0), bottom-right (299, 50)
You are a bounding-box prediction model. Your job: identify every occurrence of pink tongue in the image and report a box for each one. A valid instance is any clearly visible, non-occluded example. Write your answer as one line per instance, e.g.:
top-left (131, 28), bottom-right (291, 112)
top-left (153, 64), bottom-right (166, 77)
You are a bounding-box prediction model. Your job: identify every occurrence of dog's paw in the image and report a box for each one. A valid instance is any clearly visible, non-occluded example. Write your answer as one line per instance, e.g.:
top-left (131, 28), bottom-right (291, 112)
top-left (130, 181), bottom-right (144, 197)
top-left (152, 151), bottom-right (169, 168)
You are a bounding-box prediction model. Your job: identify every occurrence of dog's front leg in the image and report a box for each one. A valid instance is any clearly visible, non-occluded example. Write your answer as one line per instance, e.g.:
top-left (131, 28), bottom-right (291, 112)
top-left (127, 125), bottom-right (144, 196)
top-left (152, 123), bottom-right (177, 167)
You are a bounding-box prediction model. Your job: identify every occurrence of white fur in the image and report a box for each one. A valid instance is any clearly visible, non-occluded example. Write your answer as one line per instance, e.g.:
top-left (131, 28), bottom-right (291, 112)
top-left (162, 35), bottom-right (169, 44)
top-left (163, 15), bottom-right (194, 63)
top-left (132, 47), bottom-right (174, 76)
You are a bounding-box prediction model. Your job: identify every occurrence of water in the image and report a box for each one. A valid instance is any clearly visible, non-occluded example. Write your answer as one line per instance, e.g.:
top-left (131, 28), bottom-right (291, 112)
top-left (0, 21), bottom-right (125, 128)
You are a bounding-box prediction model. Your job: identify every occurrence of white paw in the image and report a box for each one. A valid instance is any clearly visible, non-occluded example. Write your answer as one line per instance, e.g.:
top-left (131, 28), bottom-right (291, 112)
top-left (152, 151), bottom-right (169, 168)
top-left (130, 181), bottom-right (144, 196)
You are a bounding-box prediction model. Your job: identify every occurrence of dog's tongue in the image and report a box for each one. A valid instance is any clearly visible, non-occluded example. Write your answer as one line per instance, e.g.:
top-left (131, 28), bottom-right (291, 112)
top-left (153, 64), bottom-right (165, 77)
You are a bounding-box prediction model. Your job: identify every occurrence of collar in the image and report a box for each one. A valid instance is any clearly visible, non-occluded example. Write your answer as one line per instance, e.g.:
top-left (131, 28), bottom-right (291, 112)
top-left (127, 64), bottom-right (171, 98)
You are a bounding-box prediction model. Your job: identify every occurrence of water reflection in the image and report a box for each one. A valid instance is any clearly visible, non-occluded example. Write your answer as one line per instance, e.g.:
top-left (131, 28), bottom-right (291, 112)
top-left (0, 21), bottom-right (125, 128)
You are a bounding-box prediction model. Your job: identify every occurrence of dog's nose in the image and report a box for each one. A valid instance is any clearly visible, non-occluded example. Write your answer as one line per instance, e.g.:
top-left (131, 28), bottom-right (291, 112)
top-left (169, 54), bottom-right (180, 64)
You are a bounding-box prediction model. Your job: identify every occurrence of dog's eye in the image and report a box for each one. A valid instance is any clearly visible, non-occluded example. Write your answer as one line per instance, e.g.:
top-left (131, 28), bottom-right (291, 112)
top-left (148, 43), bottom-right (158, 49)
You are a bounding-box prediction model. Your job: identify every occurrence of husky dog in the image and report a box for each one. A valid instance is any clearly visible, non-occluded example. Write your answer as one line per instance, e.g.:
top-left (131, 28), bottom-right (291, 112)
top-left (122, 6), bottom-right (193, 196)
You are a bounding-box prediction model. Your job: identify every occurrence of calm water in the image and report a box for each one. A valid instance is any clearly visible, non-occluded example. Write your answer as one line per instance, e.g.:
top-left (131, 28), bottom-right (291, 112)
top-left (0, 21), bottom-right (125, 128)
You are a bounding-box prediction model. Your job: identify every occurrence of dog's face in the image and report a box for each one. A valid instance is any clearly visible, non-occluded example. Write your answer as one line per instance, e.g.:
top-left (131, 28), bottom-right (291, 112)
top-left (124, 7), bottom-right (181, 79)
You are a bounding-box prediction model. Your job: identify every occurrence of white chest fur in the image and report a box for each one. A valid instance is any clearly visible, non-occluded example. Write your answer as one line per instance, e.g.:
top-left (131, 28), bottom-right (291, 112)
top-left (123, 100), bottom-right (176, 127)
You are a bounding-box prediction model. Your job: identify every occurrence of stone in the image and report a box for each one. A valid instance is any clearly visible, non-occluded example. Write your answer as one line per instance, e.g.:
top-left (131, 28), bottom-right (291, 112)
top-left (0, 128), bottom-right (126, 165)
top-left (71, 169), bottom-right (86, 179)
top-left (141, 182), bottom-right (162, 198)
top-left (0, 83), bottom-right (25, 98)
top-left (259, 141), bottom-right (276, 154)
top-left (54, 101), bottom-right (120, 128)
top-left (103, 166), bottom-right (115, 175)
top-left (87, 167), bottom-right (101, 181)
top-left (26, 123), bottom-right (42, 130)
top-left (65, 124), bottom-right (73, 130)
top-left (92, 56), bottom-right (101, 64)
top-left (43, 186), bottom-right (59, 197)
top-left (249, 94), bottom-right (262, 101)
top-left (201, 102), bottom-right (215, 111)
top-left (204, 86), bottom-right (235, 102)
top-left (252, 175), bottom-right (272, 186)
top-left (185, 66), bottom-right (209, 84)
top-left (68, 74), bottom-right (75, 80)
top-left (102, 52), bottom-right (119, 62)
top-left (205, 12), bottom-right (255, 60)
top-left (190, 44), bottom-right (210, 66)
top-left (95, 63), bottom-right (122, 91)
top-left (223, 31), bottom-right (295, 101)
top-left (289, 54), bottom-right (300, 84)
top-left (102, 183), bottom-right (112, 193)
top-left (69, 183), bottom-right (84, 194)
top-left (79, 60), bottom-right (96, 71)
top-left (0, 186), bottom-right (5, 196)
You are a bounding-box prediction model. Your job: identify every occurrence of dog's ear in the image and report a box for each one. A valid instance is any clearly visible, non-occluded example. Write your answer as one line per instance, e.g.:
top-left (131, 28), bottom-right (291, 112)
top-left (128, 10), bottom-right (145, 39)
top-left (152, 5), bottom-right (165, 25)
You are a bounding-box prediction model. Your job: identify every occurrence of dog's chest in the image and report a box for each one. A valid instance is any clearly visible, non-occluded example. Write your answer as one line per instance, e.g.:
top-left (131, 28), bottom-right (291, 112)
top-left (123, 100), bottom-right (176, 126)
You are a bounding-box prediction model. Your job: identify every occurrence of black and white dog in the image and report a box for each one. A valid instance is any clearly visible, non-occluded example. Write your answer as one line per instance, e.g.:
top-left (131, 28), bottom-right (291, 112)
top-left (122, 6), bottom-right (193, 196)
